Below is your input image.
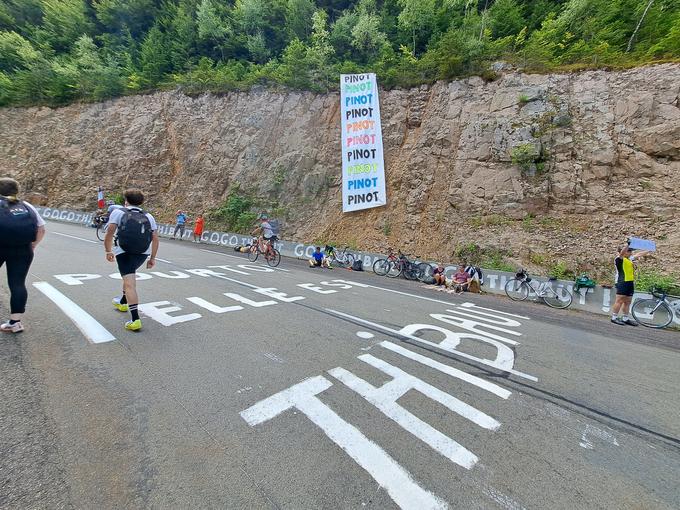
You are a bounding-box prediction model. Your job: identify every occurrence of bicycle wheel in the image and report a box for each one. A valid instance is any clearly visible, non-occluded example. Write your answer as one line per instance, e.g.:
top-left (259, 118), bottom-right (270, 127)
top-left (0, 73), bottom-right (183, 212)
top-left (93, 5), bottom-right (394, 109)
top-left (248, 245), bottom-right (259, 262)
top-left (386, 261), bottom-right (403, 278)
top-left (403, 264), bottom-right (419, 280)
top-left (416, 262), bottom-right (434, 282)
top-left (631, 299), bottom-right (673, 329)
top-left (542, 287), bottom-right (573, 309)
top-left (343, 253), bottom-right (355, 268)
top-left (266, 248), bottom-right (281, 267)
top-left (96, 224), bottom-right (106, 241)
top-left (373, 258), bottom-right (391, 276)
top-left (505, 279), bottom-right (529, 301)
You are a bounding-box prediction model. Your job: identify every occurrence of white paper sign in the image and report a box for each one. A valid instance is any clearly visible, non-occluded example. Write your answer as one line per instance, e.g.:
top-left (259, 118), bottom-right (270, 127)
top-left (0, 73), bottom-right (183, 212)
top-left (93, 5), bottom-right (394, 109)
top-left (340, 73), bottom-right (387, 213)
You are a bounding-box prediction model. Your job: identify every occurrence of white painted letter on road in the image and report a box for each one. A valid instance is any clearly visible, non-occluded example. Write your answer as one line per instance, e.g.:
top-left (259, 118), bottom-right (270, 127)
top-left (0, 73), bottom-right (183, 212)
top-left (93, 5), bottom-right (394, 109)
top-left (139, 301), bottom-right (202, 326)
top-left (241, 376), bottom-right (448, 510)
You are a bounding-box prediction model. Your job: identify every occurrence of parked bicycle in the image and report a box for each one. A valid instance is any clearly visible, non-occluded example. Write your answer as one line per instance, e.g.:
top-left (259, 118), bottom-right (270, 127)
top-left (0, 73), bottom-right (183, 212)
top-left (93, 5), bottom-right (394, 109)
top-left (373, 248), bottom-right (399, 276)
top-left (325, 245), bottom-right (355, 268)
top-left (388, 252), bottom-right (431, 281)
top-left (248, 237), bottom-right (281, 267)
top-left (505, 269), bottom-right (573, 309)
top-left (631, 287), bottom-right (680, 329)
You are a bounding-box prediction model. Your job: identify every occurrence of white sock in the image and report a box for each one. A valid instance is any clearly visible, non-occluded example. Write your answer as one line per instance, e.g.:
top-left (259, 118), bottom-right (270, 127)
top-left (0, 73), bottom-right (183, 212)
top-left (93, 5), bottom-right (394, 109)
top-left (611, 313), bottom-right (618, 319)
top-left (622, 315), bottom-right (629, 321)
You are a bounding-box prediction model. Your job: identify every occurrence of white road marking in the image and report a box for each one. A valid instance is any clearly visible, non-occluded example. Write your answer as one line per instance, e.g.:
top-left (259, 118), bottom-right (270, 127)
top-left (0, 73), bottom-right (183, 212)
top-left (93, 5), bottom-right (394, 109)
top-left (186, 297), bottom-right (243, 314)
top-left (356, 331), bottom-right (375, 339)
top-left (200, 249), bottom-right (291, 272)
top-left (459, 302), bottom-right (530, 320)
top-left (431, 313), bottom-right (521, 345)
top-left (154, 257), bottom-right (173, 264)
top-left (379, 341), bottom-right (511, 399)
top-left (32, 282), bottom-right (115, 344)
top-left (579, 424), bottom-right (619, 450)
top-left (263, 352), bottom-right (285, 364)
top-left (54, 273), bottom-right (102, 285)
top-left (138, 301), bottom-right (202, 326)
top-left (329, 355), bottom-right (500, 469)
top-left (52, 231), bottom-right (98, 244)
top-left (325, 308), bottom-right (538, 382)
top-left (483, 487), bottom-right (527, 510)
top-left (200, 248), bottom-right (245, 260)
top-left (335, 279), bottom-right (462, 306)
top-left (241, 376), bottom-right (448, 510)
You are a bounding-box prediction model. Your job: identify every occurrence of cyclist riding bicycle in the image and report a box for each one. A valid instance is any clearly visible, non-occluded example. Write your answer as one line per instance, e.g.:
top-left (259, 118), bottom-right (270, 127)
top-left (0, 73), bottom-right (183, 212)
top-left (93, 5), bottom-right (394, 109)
top-left (251, 214), bottom-right (277, 257)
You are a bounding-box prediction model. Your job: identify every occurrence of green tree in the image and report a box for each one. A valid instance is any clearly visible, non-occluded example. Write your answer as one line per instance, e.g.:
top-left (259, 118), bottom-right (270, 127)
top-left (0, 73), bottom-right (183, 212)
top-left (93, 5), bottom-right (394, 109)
top-left (139, 25), bottom-right (170, 85)
top-left (92, 0), bottom-right (156, 38)
top-left (40, 0), bottom-right (94, 51)
top-left (489, 0), bottom-right (526, 39)
top-left (0, 31), bottom-right (41, 71)
top-left (352, 9), bottom-right (389, 62)
top-left (286, 0), bottom-right (315, 41)
top-left (397, 0), bottom-right (436, 55)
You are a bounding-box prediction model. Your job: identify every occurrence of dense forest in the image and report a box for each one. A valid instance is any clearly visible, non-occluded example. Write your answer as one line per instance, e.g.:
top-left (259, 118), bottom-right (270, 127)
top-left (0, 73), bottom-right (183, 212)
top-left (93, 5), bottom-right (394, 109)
top-left (1, 0), bottom-right (679, 106)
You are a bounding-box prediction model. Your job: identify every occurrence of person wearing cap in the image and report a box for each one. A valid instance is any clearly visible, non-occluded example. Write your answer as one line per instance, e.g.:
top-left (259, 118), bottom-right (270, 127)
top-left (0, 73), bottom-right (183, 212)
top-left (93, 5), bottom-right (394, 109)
top-left (173, 210), bottom-right (188, 239)
top-left (611, 243), bottom-right (652, 326)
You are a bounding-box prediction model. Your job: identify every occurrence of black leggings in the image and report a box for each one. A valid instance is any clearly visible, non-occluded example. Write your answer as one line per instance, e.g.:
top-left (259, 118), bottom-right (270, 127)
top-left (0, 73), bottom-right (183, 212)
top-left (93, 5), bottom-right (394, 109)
top-left (0, 245), bottom-right (34, 314)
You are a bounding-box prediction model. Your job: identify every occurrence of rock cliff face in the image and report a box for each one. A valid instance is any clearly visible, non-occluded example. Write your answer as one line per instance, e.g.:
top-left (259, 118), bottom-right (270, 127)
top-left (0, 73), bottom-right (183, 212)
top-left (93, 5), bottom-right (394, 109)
top-left (1, 64), bottom-right (678, 278)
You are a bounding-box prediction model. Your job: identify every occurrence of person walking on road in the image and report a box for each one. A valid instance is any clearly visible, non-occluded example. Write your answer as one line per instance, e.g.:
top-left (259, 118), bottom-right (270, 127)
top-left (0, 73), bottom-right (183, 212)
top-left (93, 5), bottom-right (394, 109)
top-left (193, 213), bottom-right (204, 243)
top-left (105, 189), bottom-right (159, 332)
top-left (0, 177), bottom-right (46, 333)
top-left (611, 243), bottom-right (651, 326)
top-left (173, 210), bottom-right (188, 239)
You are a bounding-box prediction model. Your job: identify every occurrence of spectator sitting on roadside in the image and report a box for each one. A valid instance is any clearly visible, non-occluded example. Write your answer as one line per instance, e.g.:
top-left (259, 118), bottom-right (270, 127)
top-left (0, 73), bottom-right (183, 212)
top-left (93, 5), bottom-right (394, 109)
top-left (449, 264), bottom-right (471, 294)
top-left (433, 264), bottom-right (446, 286)
top-left (309, 247), bottom-right (324, 268)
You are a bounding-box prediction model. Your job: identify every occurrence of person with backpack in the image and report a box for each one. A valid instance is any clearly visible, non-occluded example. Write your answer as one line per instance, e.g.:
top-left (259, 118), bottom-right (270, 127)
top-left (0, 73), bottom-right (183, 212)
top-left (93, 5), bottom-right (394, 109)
top-left (0, 177), bottom-right (46, 333)
top-left (104, 189), bottom-right (159, 332)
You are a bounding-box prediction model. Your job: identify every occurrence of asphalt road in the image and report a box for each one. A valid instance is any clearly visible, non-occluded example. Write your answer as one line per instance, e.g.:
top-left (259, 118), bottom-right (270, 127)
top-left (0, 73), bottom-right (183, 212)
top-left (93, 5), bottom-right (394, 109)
top-left (1, 220), bottom-right (679, 510)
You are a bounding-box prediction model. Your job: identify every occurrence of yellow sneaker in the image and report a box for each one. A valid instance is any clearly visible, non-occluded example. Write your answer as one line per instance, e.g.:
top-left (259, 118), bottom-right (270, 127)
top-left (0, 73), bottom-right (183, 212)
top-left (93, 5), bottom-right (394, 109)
top-left (125, 319), bottom-right (142, 331)
top-left (113, 297), bottom-right (128, 312)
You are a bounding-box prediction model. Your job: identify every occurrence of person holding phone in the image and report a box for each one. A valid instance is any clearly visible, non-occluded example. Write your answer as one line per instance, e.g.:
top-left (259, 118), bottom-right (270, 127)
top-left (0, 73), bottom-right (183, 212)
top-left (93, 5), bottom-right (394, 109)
top-left (611, 243), bottom-right (652, 326)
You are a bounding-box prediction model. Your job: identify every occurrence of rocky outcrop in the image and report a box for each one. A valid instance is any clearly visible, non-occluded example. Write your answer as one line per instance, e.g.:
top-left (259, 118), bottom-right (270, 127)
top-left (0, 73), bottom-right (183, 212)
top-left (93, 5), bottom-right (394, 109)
top-left (1, 64), bottom-right (678, 278)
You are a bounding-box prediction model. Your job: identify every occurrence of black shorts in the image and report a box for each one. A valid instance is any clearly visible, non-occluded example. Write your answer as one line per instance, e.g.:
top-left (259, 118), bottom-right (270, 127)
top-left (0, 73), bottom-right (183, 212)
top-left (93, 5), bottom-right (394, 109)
top-left (312, 259), bottom-right (322, 267)
top-left (264, 235), bottom-right (278, 244)
top-left (615, 281), bottom-right (635, 296)
top-left (116, 253), bottom-right (148, 276)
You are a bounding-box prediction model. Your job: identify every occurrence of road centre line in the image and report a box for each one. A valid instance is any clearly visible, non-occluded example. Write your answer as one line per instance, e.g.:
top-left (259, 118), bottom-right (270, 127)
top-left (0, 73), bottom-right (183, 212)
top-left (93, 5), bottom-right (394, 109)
top-left (52, 231), bottom-right (99, 244)
top-left (325, 308), bottom-right (538, 382)
top-left (32, 282), bottom-right (116, 344)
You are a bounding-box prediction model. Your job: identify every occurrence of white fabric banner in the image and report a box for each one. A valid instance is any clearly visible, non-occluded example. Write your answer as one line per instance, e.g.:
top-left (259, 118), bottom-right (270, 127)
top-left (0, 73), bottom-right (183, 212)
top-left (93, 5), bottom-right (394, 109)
top-left (340, 73), bottom-right (387, 213)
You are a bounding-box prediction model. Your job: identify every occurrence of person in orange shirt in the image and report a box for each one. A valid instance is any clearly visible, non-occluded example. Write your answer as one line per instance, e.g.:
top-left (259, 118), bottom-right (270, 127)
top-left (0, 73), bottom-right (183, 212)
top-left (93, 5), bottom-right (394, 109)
top-left (193, 213), bottom-right (204, 243)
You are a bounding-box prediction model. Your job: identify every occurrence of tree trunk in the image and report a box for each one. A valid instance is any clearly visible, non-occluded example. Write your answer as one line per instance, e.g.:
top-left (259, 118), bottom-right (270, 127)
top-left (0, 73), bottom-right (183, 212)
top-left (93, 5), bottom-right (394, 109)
top-left (627, 0), bottom-right (654, 53)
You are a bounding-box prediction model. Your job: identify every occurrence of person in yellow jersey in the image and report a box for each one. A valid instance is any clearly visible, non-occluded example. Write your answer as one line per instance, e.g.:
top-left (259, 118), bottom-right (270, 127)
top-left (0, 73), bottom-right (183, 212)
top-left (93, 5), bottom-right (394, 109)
top-left (611, 243), bottom-right (652, 326)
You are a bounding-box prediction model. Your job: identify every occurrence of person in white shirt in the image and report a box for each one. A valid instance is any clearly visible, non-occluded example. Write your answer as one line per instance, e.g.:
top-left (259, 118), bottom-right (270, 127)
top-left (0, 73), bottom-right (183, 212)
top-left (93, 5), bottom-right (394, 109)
top-left (0, 177), bottom-right (46, 333)
top-left (104, 189), bottom-right (159, 332)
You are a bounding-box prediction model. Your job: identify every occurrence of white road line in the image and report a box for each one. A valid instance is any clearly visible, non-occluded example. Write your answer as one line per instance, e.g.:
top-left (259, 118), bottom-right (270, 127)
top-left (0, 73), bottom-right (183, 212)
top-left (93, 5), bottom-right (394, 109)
top-left (340, 279), bottom-right (464, 306)
top-left (32, 282), bottom-right (116, 344)
top-left (325, 308), bottom-right (538, 382)
top-left (200, 248), bottom-right (291, 272)
top-left (154, 257), bottom-right (173, 264)
top-left (200, 248), bottom-right (245, 260)
top-left (52, 231), bottom-right (98, 244)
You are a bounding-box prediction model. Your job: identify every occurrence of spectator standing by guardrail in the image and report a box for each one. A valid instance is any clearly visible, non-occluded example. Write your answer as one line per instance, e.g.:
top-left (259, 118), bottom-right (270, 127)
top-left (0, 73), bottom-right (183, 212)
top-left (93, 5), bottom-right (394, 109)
top-left (611, 243), bottom-right (652, 326)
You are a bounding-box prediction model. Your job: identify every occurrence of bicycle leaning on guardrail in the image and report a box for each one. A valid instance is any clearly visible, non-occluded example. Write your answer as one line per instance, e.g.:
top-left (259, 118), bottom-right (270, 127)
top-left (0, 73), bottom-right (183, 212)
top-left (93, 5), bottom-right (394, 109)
top-left (505, 269), bottom-right (573, 309)
top-left (631, 287), bottom-right (680, 329)
top-left (325, 245), bottom-right (355, 268)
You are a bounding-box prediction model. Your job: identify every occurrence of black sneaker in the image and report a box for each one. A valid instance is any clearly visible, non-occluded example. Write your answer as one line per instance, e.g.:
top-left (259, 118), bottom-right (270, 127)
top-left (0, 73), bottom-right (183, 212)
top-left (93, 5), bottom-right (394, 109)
top-left (623, 318), bottom-right (639, 327)
top-left (610, 317), bottom-right (625, 325)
